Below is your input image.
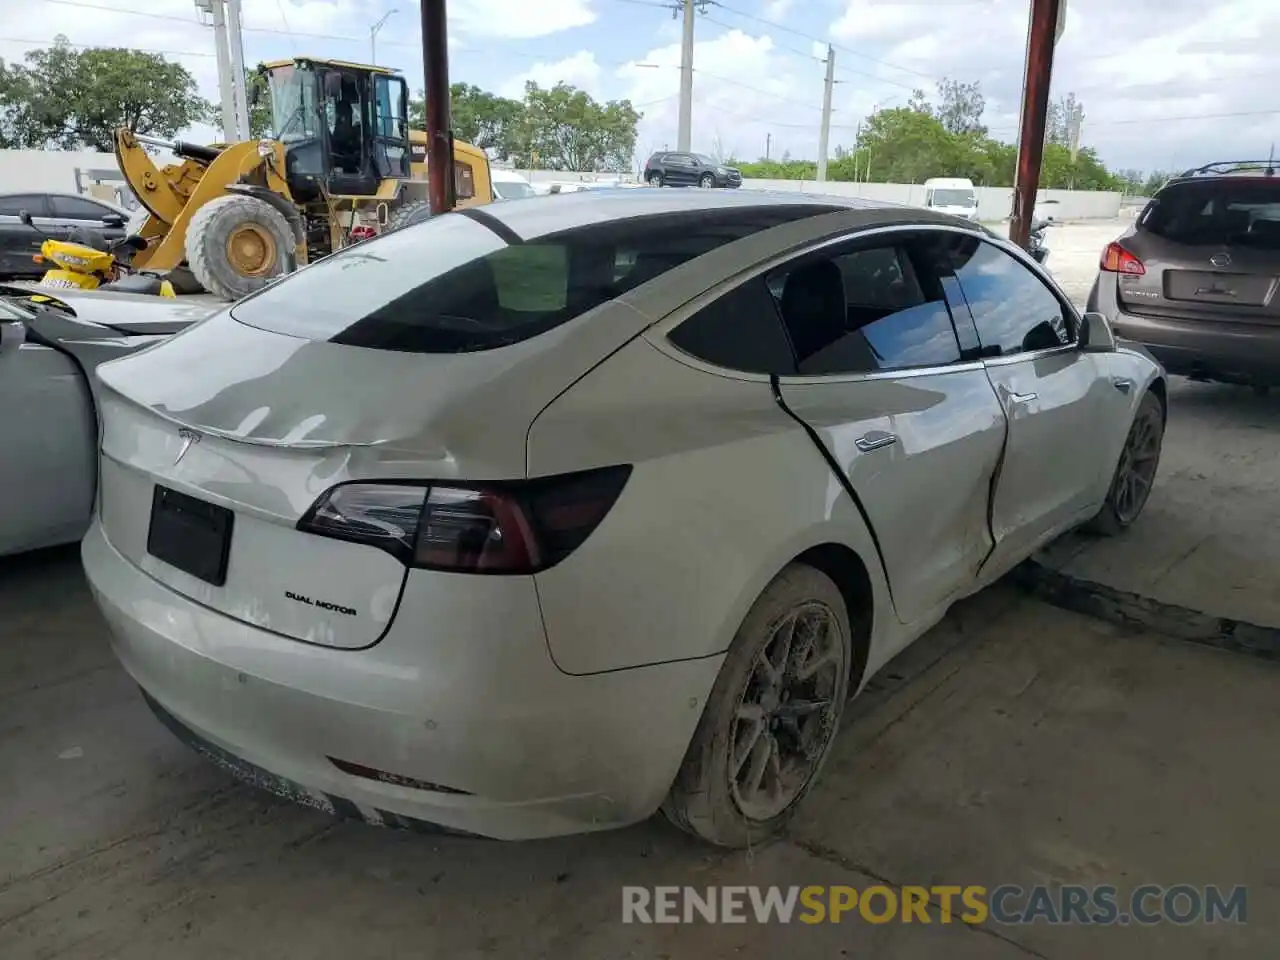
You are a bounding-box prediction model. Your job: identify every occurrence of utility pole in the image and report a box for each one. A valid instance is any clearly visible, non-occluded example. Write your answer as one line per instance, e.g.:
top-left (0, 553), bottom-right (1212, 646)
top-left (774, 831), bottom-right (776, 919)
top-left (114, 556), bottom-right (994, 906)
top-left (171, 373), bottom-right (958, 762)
top-left (208, 1), bottom-right (237, 142)
top-left (1009, 0), bottom-right (1064, 249)
top-left (765, 132), bottom-right (771, 160)
top-left (816, 44), bottom-right (835, 182)
top-left (420, 0), bottom-right (454, 214)
top-left (676, 0), bottom-right (696, 151)
top-left (226, 0), bottom-right (250, 139)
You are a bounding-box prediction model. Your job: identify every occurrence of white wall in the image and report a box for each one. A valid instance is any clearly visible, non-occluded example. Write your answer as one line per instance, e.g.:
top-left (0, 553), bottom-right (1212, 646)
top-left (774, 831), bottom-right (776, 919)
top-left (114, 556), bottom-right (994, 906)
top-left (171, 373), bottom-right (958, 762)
top-left (2, 149), bottom-right (1124, 221)
top-left (737, 178), bottom-right (1123, 221)
top-left (0, 149), bottom-right (119, 192)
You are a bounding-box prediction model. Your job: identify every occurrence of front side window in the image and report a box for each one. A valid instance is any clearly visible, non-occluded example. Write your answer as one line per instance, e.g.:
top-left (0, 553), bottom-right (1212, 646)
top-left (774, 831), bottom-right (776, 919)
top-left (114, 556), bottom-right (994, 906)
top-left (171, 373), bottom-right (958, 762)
top-left (767, 238), bottom-right (963, 375)
top-left (50, 196), bottom-right (114, 220)
top-left (231, 205), bottom-right (837, 353)
top-left (946, 236), bottom-right (1072, 356)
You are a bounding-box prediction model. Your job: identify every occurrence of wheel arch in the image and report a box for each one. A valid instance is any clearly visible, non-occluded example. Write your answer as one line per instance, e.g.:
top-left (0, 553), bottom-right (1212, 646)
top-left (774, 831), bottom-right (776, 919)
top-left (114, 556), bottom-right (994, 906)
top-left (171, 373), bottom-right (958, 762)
top-left (792, 542), bottom-right (874, 695)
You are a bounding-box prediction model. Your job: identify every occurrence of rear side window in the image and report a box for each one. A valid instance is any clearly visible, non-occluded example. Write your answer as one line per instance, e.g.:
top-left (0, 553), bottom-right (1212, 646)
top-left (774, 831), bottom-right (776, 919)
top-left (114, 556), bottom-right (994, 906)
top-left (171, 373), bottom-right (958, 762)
top-left (1143, 180), bottom-right (1280, 248)
top-left (668, 278), bottom-right (795, 374)
top-left (231, 205), bottom-right (838, 353)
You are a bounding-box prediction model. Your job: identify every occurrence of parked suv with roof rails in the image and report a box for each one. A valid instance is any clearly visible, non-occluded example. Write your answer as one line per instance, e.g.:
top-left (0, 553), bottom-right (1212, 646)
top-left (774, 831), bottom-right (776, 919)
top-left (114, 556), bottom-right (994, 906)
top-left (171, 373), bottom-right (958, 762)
top-left (1087, 159), bottom-right (1280, 391)
top-left (644, 152), bottom-right (742, 189)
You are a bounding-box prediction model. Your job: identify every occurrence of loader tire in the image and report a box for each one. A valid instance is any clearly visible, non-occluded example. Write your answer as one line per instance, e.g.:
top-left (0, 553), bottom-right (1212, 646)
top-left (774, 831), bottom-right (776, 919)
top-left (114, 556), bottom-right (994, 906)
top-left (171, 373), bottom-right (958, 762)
top-left (185, 194), bottom-right (294, 302)
top-left (387, 200), bottom-right (432, 232)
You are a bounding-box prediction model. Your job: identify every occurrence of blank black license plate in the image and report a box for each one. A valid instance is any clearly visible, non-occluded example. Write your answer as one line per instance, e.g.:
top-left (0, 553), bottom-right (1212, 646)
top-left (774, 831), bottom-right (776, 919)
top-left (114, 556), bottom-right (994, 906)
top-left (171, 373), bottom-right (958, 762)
top-left (147, 486), bottom-right (234, 586)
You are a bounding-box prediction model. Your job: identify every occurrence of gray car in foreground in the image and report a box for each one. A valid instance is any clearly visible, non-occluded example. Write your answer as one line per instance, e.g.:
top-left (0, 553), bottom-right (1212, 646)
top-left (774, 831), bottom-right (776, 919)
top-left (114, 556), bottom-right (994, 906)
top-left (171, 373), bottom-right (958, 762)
top-left (0, 286), bottom-right (214, 556)
top-left (1088, 161), bottom-right (1280, 390)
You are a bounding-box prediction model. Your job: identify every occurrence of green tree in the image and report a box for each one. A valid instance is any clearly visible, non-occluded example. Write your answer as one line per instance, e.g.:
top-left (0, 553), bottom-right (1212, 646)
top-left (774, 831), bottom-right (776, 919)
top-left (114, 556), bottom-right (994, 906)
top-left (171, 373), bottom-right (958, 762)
top-left (934, 77), bottom-right (986, 136)
top-left (856, 107), bottom-right (960, 183)
top-left (0, 37), bottom-right (209, 150)
top-left (907, 87), bottom-right (932, 115)
top-left (516, 81), bottom-right (640, 172)
top-left (410, 83), bottom-right (525, 159)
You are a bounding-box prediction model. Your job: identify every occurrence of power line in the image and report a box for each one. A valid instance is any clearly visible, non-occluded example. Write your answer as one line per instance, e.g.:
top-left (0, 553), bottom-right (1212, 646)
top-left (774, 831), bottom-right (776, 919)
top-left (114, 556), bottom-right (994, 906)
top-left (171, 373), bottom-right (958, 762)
top-left (694, 68), bottom-right (828, 112)
top-left (984, 107), bottom-right (1280, 135)
top-left (701, 12), bottom-right (921, 93)
top-left (707, 0), bottom-right (938, 82)
top-left (0, 35), bottom-right (216, 57)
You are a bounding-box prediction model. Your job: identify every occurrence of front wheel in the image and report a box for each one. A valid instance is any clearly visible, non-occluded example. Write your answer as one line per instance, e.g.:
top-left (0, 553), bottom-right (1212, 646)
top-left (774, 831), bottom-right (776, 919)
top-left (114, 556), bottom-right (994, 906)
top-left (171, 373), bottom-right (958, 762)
top-left (662, 563), bottom-right (852, 848)
top-left (647, 173), bottom-right (663, 187)
top-left (387, 199), bottom-right (431, 232)
top-left (1085, 389), bottom-right (1165, 535)
top-left (698, 174), bottom-right (715, 188)
top-left (185, 194), bottom-right (293, 301)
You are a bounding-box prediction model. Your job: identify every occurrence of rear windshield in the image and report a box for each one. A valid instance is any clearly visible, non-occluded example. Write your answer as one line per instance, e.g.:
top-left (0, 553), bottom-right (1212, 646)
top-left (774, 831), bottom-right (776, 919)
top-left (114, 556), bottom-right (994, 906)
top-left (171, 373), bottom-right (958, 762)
top-left (231, 205), bottom-right (838, 353)
top-left (1143, 180), bottom-right (1280, 248)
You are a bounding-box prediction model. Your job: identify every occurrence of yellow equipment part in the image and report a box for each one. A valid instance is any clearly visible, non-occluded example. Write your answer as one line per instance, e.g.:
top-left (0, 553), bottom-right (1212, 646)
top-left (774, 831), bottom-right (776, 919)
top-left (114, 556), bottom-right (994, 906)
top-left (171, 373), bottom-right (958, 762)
top-left (117, 130), bottom-right (300, 274)
top-left (408, 131), bottom-right (493, 208)
top-left (37, 238), bottom-right (116, 276)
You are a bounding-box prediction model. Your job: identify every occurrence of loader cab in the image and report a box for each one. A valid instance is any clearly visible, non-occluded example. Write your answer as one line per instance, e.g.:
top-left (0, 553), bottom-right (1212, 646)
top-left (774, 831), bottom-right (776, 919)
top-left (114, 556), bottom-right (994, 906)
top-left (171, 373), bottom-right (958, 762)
top-left (258, 57), bottom-right (411, 201)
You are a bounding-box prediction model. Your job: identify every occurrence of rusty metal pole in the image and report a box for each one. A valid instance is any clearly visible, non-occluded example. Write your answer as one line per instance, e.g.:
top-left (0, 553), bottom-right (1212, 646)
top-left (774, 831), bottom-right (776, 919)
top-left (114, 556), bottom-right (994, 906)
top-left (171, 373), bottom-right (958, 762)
top-left (420, 0), bottom-right (455, 215)
top-left (1009, 0), bottom-right (1062, 250)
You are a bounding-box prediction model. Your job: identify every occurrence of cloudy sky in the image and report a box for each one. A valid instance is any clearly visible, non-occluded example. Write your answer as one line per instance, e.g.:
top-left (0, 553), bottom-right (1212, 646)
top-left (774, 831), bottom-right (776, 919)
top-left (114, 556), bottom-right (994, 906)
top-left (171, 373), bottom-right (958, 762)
top-left (1, 0), bottom-right (1277, 175)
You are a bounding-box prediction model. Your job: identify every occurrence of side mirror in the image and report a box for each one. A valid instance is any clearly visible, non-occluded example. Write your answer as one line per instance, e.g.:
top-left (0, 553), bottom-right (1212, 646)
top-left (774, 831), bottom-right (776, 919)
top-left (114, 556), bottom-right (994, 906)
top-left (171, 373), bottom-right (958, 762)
top-left (102, 213), bottom-right (126, 229)
top-left (18, 210), bottom-right (33, 227)
top-left (1079, 311), bottom-right (1117, 353)
top-left (0, 320), bottom-right (26, 356)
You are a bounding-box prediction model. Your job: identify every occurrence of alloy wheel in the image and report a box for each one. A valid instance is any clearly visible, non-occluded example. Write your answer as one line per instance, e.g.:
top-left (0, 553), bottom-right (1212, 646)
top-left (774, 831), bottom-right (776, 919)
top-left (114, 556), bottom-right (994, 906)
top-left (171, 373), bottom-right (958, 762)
top-left (729, 602), bottom-right (845, 822)
top-left (1111, 401), bottom-right (1163, 523)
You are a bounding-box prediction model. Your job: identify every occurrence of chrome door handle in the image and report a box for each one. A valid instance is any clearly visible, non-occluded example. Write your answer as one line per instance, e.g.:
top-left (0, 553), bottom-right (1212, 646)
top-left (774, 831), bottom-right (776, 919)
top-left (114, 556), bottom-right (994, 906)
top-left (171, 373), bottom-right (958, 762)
top-left (1111, 377), bottom-right (1134, 394)
top-left (855, 432), bottom-right (898, 452)
top-left (1009, 392), bottom-right (1038, 404)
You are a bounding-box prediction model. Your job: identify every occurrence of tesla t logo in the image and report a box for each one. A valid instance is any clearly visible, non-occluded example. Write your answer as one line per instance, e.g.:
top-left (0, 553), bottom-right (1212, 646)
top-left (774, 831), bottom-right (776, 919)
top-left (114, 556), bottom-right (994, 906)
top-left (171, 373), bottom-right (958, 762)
top-left (1210, 253), bottom-right (1232, 268)
top-left (174, 428), bottom-right (201, 465)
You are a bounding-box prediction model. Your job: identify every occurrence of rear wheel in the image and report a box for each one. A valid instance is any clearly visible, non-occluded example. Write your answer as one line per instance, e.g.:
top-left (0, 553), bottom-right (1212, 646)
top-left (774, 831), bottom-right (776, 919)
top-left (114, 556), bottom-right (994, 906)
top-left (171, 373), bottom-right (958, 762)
top-left (387, 199), bottom-right (431, 231)
top-left (663, 564), bottom-right (851, 847)
top-left (1085, 390), bottom-right (1165, 535)
top-left (185, 195), bottom-right (293, 301)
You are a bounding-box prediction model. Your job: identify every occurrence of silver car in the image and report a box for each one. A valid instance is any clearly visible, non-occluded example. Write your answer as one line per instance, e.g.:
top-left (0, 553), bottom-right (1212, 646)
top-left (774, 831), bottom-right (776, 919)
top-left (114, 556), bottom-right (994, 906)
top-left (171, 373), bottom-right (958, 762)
top-left (0, 287), bottom-right (213, 556)
top-left (82, 191), bottom-right (1165, 847)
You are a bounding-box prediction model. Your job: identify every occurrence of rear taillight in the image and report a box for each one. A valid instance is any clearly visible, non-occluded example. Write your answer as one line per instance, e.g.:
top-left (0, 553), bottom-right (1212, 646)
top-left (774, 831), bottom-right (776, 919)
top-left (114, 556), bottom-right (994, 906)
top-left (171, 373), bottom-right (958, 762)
top-left (1101, 241), bottom-right (1145, 275)
top-left (297, 466), bottom-right (632, 574)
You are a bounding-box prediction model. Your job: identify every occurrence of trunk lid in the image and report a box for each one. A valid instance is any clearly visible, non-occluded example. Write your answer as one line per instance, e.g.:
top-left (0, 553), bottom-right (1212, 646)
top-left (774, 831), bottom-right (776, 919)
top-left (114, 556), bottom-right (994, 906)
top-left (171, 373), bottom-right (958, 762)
top-left (95, 304), bottom-right (649, 648)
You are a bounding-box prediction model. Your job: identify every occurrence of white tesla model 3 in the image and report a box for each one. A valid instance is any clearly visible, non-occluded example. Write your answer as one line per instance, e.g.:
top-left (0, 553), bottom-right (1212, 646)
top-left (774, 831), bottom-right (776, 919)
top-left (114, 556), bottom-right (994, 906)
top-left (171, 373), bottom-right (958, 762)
top-left (82, 190), bottom-right (1165, 846)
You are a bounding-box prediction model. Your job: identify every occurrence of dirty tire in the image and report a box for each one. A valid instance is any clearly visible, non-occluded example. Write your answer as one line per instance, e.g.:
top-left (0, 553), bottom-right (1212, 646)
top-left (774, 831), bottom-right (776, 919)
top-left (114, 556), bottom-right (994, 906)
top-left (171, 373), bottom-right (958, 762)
top-left (387, 199), bottom-right (432, 231)
top-left (662, 563), bottom-right (852, 848)
top-left (1085, 389), bottom-right (1165, 536)
top-left (185, 194), bottom-right (293, 301)
top-left (698, 173), bottom-right (715, 188)
top-left (647, 173), bottom-right (663, 187)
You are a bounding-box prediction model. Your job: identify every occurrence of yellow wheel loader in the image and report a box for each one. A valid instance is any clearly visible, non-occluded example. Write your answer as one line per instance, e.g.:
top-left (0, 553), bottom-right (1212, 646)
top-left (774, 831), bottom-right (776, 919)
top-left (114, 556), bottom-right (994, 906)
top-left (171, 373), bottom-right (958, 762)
top-left (119, 56), bottom-right (493, 301)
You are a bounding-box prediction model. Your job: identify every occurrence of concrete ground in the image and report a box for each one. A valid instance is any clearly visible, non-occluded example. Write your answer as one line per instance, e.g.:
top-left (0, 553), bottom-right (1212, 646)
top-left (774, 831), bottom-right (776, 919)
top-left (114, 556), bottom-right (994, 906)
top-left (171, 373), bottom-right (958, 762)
top-left (1014, 218), bottom-right (1280, 631)
top-left (3, 548), bottom-right (1277, 959)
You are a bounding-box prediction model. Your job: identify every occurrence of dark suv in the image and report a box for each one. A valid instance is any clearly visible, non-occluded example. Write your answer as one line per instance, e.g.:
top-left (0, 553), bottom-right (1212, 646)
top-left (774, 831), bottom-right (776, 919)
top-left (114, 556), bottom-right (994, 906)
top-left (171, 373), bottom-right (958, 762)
top-left (644, 152), bottom-right (742, 189)
top-left (1087, 160), bottom-right (1280, 391)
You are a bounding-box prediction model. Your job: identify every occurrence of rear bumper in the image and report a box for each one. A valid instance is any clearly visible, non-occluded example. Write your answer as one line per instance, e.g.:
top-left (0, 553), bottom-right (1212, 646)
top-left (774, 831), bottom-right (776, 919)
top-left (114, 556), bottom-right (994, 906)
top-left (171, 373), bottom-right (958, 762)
top-left (82, 519), bottom-right (722, 840)
top-left (1092, 280), bottom-right (1280, 385)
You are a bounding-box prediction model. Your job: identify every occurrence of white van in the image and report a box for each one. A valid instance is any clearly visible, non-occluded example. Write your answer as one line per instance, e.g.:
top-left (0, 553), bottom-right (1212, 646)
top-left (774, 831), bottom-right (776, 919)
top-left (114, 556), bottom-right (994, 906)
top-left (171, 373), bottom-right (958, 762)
top-left (923, 177), bottom-right (980, 221)
top-left (490, 168), bottom-right (538, 201)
